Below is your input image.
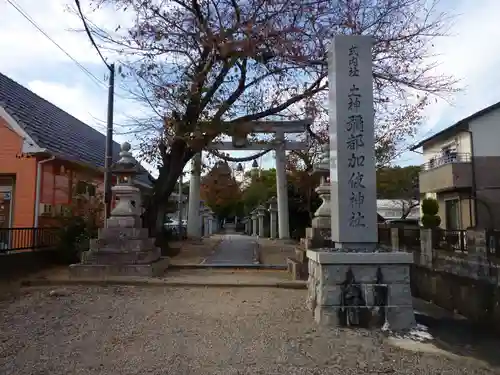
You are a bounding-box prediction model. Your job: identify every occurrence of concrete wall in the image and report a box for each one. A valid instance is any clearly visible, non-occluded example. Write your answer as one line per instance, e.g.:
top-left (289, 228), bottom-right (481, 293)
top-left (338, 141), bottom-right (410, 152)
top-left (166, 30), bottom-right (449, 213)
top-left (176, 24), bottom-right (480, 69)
top-left (411, 265), bottom-right (500, 329)
top-left (389, 228), bottom-right (500, 331)
top-left (0, 250), bottom-right (59, 280)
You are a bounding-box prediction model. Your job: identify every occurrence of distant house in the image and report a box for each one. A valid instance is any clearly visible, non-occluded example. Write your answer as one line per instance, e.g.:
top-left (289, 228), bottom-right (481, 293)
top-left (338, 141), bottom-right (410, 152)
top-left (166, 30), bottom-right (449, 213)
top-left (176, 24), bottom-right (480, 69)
top-left (166, 192), bottom-right (188, 222)
top-left (411, 101), bottom-right (500, 230)
top-left (0, 72), bottom-right (152, 230)
top-left (377, 199), bottom-right (420, 221)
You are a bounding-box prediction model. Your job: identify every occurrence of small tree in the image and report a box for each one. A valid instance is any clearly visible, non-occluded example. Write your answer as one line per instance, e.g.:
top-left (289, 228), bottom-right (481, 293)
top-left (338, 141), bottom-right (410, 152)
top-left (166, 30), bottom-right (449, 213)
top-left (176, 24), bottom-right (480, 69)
top-left (52, 180), bottom-right (104, 264)
top-left (421, 198), bottom-right (441, 229)
top-left (201, 161), bottom-right (242, 220)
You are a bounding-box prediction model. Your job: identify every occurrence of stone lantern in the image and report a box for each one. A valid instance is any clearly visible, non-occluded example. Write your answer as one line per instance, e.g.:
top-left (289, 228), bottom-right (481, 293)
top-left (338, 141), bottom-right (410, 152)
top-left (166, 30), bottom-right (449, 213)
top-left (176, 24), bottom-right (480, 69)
top-left (206, 208), bottom-right (214, 236)
top-left (108, 142), bottom-right (142, 227)
top-left (256, 204), bottom-right (266, 237)
top-left (268, 197), bottom-right (278, 239)
top-left (288, 143), bottom-right (331, 281)
top-left (250, 209), bottom-right (258, 236)
top-left (69, 142), bottom-right (169, 278)
top-left (200, 202), bottom-right (210, 237)
top-left (312, 143), bottom-right (331, 230)
top-left (243, 216), bottom-right (251, 235)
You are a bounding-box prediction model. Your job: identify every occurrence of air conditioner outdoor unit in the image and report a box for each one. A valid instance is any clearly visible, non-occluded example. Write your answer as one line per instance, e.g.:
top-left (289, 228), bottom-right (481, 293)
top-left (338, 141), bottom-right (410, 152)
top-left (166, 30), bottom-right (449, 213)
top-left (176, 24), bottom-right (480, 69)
top-left (39, 203), bottom-right (53, 216)
top-left (54, 204), bottom-right (73, 217)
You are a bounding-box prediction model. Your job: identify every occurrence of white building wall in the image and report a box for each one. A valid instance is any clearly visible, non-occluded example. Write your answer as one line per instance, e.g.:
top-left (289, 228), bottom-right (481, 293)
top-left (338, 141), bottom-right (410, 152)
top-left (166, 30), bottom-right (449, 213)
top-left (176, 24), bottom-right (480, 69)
top-left (421, 130), bottom-right (472, 162)
top-left (468, 107), bottom-right (500, 157)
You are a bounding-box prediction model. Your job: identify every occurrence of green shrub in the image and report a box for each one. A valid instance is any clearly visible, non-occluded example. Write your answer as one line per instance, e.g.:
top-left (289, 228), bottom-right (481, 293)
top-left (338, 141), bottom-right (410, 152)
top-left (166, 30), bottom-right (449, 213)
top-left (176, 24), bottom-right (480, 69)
top-left (54, 216), bottom-right (97, 264)
top-left (421, 198), bottom-right (439, 216)
top-left (421, 214), bottom-right (441, 229)
top-left (420, 198), bottom-right (441, 229)
top-left (52, 187), bottom-right (103, 264)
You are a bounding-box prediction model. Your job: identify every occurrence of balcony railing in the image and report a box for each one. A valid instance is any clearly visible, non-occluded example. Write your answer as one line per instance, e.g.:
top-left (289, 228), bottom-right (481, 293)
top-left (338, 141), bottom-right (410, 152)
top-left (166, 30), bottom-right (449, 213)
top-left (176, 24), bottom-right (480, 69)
top-left (422, 152), bottom-right (471, 172)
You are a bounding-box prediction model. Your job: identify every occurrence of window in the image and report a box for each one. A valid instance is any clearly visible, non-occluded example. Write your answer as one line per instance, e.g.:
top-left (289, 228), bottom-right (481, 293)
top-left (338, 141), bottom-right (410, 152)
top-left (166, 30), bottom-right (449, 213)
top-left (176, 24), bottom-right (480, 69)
top-left (75, 181), bottom-right (96, 197)
top-left (445, 199), bottom-right (460, 230)
top-left (441, 144), bottom-right (457, 163)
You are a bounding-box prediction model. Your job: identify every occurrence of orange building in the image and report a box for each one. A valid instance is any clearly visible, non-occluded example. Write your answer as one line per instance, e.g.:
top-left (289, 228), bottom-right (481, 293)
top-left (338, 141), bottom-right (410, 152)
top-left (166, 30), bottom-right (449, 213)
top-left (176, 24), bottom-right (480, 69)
top-left (0, 72), bottom-right (152, 233)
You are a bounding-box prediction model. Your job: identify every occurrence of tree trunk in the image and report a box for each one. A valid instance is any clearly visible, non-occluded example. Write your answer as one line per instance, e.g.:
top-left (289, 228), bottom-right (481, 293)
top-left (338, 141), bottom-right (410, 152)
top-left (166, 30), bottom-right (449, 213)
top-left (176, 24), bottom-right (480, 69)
top-left (144, 140), bottom-right (194, 247)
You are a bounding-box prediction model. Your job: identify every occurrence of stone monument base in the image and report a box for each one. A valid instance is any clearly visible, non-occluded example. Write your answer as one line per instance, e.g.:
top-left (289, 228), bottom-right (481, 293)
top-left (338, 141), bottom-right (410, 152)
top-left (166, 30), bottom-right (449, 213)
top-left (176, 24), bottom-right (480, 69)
top-left (69, 257), bottom-right (170, 278)
top-left (306, 251), bottom-right (415, 331)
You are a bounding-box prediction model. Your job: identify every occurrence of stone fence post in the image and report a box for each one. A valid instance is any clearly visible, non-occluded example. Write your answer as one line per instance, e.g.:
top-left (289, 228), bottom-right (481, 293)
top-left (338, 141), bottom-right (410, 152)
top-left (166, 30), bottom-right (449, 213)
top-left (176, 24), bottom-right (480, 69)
top-left (390, 228), bottom-right (400, 252)
top-left (419, 229), bottom-right (433, 268)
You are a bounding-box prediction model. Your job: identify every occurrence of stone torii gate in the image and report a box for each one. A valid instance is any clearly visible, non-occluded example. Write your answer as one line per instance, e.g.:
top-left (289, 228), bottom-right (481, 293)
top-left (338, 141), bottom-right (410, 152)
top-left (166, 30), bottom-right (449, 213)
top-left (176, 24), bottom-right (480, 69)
top-left (186, 119), bottom-right (311, 239)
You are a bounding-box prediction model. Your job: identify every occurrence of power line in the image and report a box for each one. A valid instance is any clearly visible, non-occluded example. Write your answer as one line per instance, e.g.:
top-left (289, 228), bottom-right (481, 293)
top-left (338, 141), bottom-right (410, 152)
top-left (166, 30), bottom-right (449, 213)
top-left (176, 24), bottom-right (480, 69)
top-left (5, 0), bottom-right (107, 89)
top-left (74, 0), bottom-right (111, 70)
top-left (5, 0), bottom-right (135, 101)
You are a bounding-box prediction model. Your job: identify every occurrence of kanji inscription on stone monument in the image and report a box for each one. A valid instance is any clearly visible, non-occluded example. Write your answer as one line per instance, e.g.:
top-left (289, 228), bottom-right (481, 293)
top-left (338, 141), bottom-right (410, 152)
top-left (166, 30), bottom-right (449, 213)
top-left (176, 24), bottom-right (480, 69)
top-left (329, 35), bottom-right (378, 250)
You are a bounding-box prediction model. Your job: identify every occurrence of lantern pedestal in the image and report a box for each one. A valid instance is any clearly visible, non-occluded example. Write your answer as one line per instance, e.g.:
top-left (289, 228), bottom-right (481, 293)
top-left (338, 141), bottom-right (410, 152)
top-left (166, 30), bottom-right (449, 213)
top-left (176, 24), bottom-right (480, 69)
top-left (69, 142), bottom-right (169, 278)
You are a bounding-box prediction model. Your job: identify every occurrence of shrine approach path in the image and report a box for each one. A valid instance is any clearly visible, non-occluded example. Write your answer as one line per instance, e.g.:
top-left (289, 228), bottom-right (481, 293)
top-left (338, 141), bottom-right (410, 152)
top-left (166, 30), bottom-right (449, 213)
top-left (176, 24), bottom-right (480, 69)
top-left (203, 233), bottom-right (256, 265)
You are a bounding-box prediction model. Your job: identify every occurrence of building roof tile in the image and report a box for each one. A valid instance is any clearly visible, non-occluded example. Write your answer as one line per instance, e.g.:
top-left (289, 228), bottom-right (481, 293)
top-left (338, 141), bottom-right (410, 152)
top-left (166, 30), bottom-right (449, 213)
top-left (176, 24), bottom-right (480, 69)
top-left (0, 72), bottom-right (152, 186)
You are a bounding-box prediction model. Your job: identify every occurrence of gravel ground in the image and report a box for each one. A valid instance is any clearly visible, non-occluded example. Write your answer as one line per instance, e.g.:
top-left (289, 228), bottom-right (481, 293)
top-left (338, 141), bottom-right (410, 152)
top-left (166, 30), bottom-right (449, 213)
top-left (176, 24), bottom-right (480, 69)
top-left (0, 286), bottom-right (496, 375)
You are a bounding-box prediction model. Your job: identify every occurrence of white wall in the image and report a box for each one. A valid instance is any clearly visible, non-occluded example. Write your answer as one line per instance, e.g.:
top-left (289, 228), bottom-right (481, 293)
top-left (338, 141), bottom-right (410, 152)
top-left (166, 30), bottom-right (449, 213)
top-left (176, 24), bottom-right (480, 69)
top-left (468, 107), bottom-right (500, 157)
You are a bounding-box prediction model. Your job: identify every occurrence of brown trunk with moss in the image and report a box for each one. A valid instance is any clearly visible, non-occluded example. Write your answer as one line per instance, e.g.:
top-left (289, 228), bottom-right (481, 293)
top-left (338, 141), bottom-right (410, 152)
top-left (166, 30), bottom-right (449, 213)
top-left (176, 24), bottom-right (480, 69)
top-left (144, 139), bottom-right (195, 249)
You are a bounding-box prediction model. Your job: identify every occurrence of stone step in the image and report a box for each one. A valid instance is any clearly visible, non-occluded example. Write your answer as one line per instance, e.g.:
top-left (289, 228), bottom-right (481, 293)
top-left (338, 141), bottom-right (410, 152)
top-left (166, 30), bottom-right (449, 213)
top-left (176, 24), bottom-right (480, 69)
top-left (98, 227), bottom-right (149, 240)
top-left (69, 257), bottom-right (170, 278)
top-left (90, 237), bottom-right (156, 252)
top-left (81, 248), bottom-right (161, 265)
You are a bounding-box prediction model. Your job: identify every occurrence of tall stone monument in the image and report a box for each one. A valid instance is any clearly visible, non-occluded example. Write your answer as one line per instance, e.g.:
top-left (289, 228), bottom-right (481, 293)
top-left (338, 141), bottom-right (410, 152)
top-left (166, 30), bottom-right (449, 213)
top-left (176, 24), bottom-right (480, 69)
top-left (69, 142), bottom-right (169, 278)
top-left (306, 36), bottom-right (415, 330)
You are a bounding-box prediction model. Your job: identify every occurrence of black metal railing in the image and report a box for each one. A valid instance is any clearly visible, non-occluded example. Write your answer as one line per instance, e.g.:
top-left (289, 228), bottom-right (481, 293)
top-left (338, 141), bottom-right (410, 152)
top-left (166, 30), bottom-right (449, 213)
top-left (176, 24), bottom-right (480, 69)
top-left (399, 228), bottom-right (421, 251)
top-left (434, 229), bottom-right (467, 253)
top-left (421, 152), bottom-right (471, 171)
top-left (378, 227), bottom-right (391, 246)
top-left (0, 227), bottom-right (60, 253)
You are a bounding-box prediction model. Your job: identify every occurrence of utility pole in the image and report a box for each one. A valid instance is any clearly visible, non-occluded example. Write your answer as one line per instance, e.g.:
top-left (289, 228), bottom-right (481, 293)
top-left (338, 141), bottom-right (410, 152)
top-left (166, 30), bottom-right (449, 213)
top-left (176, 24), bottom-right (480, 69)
top-left (104, 63), bottom-right (115, 219)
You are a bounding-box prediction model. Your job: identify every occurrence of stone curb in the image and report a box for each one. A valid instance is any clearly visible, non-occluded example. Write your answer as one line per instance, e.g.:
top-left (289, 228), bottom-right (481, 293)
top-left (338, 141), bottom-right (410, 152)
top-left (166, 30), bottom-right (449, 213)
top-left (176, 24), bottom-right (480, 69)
top-left (169, 264), bottom-right (288, 270)
top-left (19, 278), bottom-right (308, 289)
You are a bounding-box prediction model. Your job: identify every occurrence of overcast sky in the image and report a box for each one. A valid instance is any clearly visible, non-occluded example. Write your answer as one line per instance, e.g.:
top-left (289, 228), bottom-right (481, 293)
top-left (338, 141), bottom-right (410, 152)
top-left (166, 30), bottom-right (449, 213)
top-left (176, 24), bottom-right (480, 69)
top-left (1, 0), bottom-right (500, 173)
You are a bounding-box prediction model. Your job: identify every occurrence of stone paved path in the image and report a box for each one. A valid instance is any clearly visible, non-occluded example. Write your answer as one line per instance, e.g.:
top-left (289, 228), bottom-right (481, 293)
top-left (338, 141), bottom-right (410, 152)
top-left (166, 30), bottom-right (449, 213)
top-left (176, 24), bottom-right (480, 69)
top-left (203, 233), bottom-right (256, 264)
